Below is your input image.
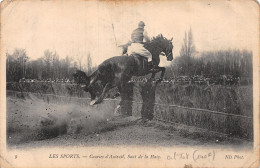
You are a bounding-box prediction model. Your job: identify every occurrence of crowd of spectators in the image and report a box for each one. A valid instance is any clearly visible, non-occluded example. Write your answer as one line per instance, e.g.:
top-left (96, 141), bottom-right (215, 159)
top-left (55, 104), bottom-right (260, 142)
top-left (16, 75), bottom-right (251, 86)
top-left (18, 78), bottom-right (74, 84)
top-left (129, 75), bottom-right (250, 86)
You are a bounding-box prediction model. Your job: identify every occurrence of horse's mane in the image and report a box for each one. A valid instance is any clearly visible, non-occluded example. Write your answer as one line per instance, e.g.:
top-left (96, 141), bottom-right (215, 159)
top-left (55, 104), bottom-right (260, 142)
top-left (144, 34), bottom-right (172, 54)
top-left (148, 34), bottom-right (170, 48)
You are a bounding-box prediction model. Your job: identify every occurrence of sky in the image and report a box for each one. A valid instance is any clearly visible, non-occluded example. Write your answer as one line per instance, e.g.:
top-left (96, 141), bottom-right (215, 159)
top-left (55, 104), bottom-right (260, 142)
top-left (1, 0), bottom-right (259, 66)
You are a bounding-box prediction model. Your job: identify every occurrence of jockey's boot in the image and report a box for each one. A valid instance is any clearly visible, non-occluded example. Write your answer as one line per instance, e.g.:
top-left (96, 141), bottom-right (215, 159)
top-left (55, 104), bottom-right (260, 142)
top-left (150, 65), bottom-right (158, 72)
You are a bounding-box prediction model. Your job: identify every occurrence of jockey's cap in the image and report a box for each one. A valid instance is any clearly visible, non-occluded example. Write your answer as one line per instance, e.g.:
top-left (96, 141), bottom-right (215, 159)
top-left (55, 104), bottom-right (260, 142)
top-left (138, 21), bottom-right (145, 27)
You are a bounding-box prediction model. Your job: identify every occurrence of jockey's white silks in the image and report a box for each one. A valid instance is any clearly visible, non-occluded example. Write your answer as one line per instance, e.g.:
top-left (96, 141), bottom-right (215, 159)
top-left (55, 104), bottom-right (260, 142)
top-left (127, 43), bottom-right (152, 61)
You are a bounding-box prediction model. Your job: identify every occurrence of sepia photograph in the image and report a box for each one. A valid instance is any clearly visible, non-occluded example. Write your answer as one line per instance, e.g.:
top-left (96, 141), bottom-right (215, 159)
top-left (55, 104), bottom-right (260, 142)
top-left (0, 0), bottom-right (259, 167)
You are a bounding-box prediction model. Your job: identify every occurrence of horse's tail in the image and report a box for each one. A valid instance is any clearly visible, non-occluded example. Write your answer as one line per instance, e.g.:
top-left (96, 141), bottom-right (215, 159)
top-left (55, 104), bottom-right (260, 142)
top-left (73, 70), bottom-right (89, 84)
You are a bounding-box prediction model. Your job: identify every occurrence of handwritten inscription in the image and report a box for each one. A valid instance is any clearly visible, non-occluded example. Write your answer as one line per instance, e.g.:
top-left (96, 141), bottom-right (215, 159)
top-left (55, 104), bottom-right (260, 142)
top-left (167, 150), bottom-right (215, 162)
top-left (193, 150), bottom-right (215, 162)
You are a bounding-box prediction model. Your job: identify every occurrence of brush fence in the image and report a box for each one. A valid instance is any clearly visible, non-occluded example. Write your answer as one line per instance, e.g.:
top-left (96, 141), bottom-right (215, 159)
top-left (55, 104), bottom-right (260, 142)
top-left (6, 82), bottom-right (253, 140)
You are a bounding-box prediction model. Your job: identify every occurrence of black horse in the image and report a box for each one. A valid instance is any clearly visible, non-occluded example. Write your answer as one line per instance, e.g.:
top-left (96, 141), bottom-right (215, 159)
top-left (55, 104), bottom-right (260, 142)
top-left (74, 34), bottom-right (173, 105)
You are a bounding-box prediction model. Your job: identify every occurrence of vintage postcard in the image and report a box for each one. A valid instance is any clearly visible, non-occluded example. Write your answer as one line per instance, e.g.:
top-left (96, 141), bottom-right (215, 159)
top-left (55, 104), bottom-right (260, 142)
top-left (0, 0), bottom-right (259, 167)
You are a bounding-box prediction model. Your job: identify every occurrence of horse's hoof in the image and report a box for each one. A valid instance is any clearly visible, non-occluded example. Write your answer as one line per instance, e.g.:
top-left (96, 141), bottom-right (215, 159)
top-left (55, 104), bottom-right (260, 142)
top-left (80, 84), bottom-right (86, 88)
top-left (113, 92), bottom-right (120, 99)
top-left (90, 99), bottom-right (102, 105)
top-left (114, 105), bottom-right (121, 116)
top-left (90, 100), bottom-right (96, 106)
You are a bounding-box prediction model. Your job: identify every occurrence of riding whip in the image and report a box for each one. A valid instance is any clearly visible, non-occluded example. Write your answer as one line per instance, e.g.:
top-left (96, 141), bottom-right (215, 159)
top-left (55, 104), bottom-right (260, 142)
top-left (111, 24), bottom-right (118, 46)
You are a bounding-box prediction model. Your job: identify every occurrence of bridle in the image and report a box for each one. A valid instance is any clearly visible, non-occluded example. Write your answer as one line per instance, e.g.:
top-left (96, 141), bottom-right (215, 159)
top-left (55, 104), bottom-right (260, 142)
top-left (166, 51), bottom-right (172, 58)
top-left (165, 42), bottom-right (173, 59)
top-left (161, 45), bottom-right (172, 59)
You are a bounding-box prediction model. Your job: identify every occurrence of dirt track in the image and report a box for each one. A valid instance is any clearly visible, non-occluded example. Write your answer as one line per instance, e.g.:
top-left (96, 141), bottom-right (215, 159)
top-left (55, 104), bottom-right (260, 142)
top-left (7, 96), bottom-right (252, 149)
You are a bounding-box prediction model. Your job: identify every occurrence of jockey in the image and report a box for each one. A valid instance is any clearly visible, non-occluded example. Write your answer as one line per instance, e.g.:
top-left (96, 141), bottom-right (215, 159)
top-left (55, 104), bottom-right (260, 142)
top-left (128, 21), bottom-right (152, 61)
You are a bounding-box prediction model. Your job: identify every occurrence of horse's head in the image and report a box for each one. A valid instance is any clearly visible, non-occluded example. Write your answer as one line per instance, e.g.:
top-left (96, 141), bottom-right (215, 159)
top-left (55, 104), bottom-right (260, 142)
top-left (164, 38), bottom-right (174, 61)
top-left (146, 34), bottom-right (174, 61)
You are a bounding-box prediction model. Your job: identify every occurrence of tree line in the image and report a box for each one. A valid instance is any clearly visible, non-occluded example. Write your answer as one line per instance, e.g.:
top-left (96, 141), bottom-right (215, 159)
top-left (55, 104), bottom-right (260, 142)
top-left (6, 28), bottom-right (253, 83)
top-left (164, 29), bottom-right (253, 80)
top-left (6, 49), bottom-right (94, 82)
top-left (167, 49), bottom-right (253, 78)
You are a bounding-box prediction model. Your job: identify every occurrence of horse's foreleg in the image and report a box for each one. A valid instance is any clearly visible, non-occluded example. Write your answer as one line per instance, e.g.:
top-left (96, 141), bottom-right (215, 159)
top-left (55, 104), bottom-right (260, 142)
top-left (112, 84), bottom-right (122, 99)
top-left (149, 68), bottom-right (160, 81)
top-left (158, 67), bottom-right (166, 81)
top-left (148, 67), bottom-right (165, 82)
top-left (91, 83), bottom-right (112, 105)
top-left (84, 75), bottom-right (99, 93)
top-left (89, 90), bottom-right (96, 100)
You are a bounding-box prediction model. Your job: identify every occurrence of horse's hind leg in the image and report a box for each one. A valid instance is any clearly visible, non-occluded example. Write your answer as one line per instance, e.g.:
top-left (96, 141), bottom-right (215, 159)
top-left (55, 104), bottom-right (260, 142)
top-left (90, 83), bottom-right (112, 105)
top-left (150, 72), bottom-right (156, 80)
top-left (89, 75), bottom-right (98, 88)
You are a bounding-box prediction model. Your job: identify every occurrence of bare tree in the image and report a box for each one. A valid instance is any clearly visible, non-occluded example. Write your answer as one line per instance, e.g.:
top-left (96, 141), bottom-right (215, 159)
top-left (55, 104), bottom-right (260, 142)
top-left (76, 53), bottom-right (83, 70)
top-left (52, 51), bottom-right (60, 79)
top-left (180, 28), bottom-right (196, 58)
top-left (6, 48), bottom-right (28, 81)
top-left (87, 52), bottom-right (92, 74)
top-left (179, 28), bottom-right (196, 75)
top-left (43, 50), bottom-right (53, 78)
